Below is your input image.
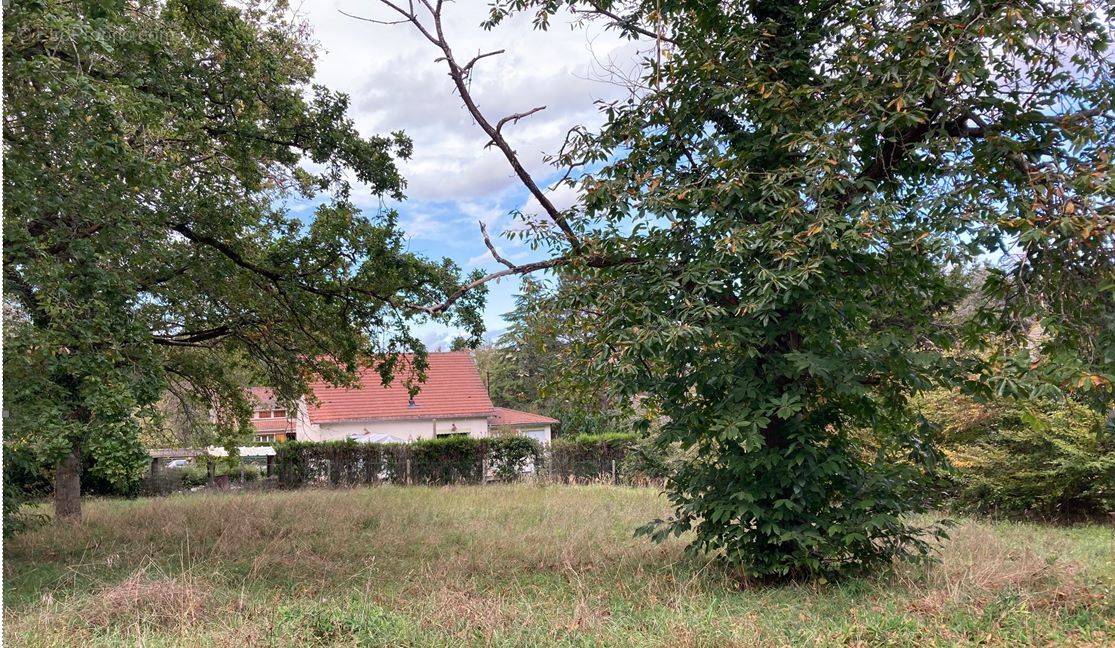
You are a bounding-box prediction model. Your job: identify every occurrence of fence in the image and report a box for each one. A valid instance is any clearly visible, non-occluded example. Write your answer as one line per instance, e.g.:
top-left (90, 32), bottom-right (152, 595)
top-left (137, 432), bottom-right (663, 493)
top-left (275, 433), bottom-right (654, 488)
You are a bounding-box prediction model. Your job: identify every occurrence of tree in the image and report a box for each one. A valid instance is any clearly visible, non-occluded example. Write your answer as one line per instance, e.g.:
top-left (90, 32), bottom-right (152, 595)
top-left (478, 278), bottom-right (632, 436)
top-left (366, 0), bottom-right (1111, 579)
top-left (3, 0), bottom-right (485, 520)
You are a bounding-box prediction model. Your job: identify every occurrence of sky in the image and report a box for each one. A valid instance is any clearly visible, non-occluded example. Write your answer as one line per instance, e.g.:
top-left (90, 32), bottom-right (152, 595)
top-left (292, 2), bottom-right (645, 349)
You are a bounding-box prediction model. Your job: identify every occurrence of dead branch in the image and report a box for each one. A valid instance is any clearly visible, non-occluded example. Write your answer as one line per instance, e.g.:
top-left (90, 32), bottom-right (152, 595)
top-left (369, 0), bottom-right (584, 253)
top-left (479, 221), bottom-right (516, 270)
top-left (486, 106), bottom-right (547, 148)
top-left (462, 49), bottom-right (505, 76)
top-left (574, 2), bottom-right (678, 44)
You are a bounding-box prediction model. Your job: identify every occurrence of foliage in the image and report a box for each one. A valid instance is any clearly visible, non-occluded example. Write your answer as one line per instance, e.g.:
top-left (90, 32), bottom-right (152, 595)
top-left (2, 441), bottom-right (145, 502)
top-left (619, 432), bottom-right (694, 484)
top-left (475, 278), bottom-right (636, 437)
top-left (487, 436), bottom-right (544, 482)
top-left (2, 448), bottom-right (49, 538)
top-left (3, 0), bottom-right (484, 516)
top-left (922, 390), bottom-right (1115, 520)
top-left (275, 440), bottom-right (393, 488)
top-left (407, 436), bottom-right (488, 484)
top-left (484, 0), bottom-right (1113, 579)
top-left (549, 432), bottom-right (637, 482)
top-left (274, 437), bottom-right (543, 487)
top-left (176, 462), bottom-right (263, 489)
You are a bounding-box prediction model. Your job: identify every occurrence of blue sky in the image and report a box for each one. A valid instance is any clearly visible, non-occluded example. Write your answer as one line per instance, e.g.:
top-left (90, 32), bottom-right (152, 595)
top-left (298, 3), bottom-right (644, 349)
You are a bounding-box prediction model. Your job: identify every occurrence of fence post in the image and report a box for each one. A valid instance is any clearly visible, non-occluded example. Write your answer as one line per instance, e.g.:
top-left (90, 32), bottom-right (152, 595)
top-left (611, 459), bottom-right (617, 485)
top-left (405, 458), bottom-right (412, 486)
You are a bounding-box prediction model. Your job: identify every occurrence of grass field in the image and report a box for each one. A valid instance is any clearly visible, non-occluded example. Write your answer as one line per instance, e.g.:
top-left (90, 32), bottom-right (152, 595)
top-left (3, 485), bottom-right (1112, 647)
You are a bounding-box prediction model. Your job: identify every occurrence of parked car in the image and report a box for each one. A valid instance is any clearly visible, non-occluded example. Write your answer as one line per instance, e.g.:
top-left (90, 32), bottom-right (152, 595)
top-left (166, 459), bottom-right (192, 469)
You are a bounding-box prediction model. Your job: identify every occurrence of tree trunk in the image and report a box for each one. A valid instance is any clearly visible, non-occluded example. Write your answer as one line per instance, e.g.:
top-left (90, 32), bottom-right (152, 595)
top-left (53, 439), bottom-right (82, 521)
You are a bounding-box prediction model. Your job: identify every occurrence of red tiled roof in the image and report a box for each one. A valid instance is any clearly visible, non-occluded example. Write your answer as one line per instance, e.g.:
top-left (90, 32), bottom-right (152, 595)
top-left (306, 352), bottom-right (494, 423)
top-left (248, 387), bottom-right (278, 408)
top-left (252, 418), bottom-right (293, 432)
top-left (490, 407), bottom-right (559, 426)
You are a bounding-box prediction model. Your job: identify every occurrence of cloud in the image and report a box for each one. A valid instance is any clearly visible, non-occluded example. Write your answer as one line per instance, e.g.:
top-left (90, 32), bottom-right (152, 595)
top-left (298, 2), bottom-right (644, 338)
top-left (305, 2), bottom-right (642, 202)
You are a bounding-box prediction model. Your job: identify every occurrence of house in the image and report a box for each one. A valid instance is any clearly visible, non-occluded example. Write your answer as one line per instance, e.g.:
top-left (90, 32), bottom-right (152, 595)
top-left (489, 407), bottom-right (558, 444)
top-left (249, 352), bottom-right (557, 444)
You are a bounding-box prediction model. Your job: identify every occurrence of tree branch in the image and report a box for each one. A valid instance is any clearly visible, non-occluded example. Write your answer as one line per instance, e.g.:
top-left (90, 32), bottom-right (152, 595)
top-left (486, 106), bottom-right (547, 148)
top-left (574, 2), bottom-right (678, 44)
top-left (462, 49), bottom-right (505, 76)
top-left (367, 0), bottom-right (584, 253)
top-left (479, 221), bottom-right (516, 270)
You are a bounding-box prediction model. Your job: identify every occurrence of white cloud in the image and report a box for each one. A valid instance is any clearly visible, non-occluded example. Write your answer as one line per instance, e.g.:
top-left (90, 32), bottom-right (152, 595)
top-left (296, 2), bottom-right (645, 338)
top-left (304, 2), bottom-right (643, 203)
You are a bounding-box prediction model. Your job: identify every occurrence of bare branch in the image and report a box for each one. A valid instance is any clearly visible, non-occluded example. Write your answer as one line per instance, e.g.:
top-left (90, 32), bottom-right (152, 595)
top-left (337, 9), bottom-right (409, 26)
top-left (371, 0), bottom-right (584, 253)
top-left (1031, 107), bottom-right (1109, 125)
top-left (574, 2), bottom-right (678, 44)
top-left (423, 253), bottom-right (640, 316)
top-left (427, 258), bottom-right (570, 315)
top-left (486, 105), bottom-right (547, 148)
top-left (479, 221), bottom-right (516, 270)
top-left (462, 49), bottom-right (505, 76)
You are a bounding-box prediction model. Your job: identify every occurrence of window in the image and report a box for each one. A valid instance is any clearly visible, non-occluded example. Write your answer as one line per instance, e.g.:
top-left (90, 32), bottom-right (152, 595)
top-left (272, 409), bottom-right (286, 418)
top-left (256, 410), bottom-right (272, 419)
top-left (436, 424), bottom-right (469, 438)
top-left (253, 408), bottom-right (288, 419)
top-left (257, 433), bottom-right (275, 443)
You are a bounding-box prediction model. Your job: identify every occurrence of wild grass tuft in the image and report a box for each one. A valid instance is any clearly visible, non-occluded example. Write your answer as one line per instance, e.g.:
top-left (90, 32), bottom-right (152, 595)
top-left (4, 485), bottom-right (1112, 646)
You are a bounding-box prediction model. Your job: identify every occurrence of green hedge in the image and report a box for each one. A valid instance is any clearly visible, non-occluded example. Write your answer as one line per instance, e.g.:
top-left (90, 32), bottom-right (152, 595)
top-left (923, 390), bottom-right (1115, 521)
top-left (549, 432), bottom-right (638, 483)
top-left (274, 436), bottom-right (542, 488)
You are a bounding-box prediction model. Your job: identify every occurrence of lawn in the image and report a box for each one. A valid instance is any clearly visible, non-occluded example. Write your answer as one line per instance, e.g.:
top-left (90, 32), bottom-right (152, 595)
top-left (3, 485), bottom-right (1112, 647)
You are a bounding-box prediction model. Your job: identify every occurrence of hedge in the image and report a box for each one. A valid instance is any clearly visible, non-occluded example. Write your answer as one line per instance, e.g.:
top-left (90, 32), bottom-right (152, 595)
top-left (922, 390), bottom-right (1115, 521)
top-left (548, 432), bottom-right (638, 483)
top-left (274, 436), bottom-right (543, 488)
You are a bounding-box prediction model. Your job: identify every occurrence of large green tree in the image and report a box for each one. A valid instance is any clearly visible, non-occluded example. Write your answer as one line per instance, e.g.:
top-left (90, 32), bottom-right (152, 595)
top-left (3, 0), bottom-right (484, 520)
top-left (476, 278), bottom-right (631, 436)
top-left (373, 0), bottom-right (1111, 578)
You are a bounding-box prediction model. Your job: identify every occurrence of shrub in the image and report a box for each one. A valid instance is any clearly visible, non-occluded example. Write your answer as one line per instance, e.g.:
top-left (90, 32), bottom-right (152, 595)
top-left (488, 437), bottom-right (542, 482)
top-left (3, 446), bottom-right (49, 537)
top-left (274, 437), bottom-right (544, 487)
top-left (407, 436), bottom-right (486, 484)
top-left (619, 433), bottom-right (696, 484)
top-left (550, 432), bottom-right (637, 482)
top-left (276, 441), bottom-right (395, 488)
top-left (923, 390), bottom-right (1114, 521)
top-left (176, 462), bottom-right (263, 489)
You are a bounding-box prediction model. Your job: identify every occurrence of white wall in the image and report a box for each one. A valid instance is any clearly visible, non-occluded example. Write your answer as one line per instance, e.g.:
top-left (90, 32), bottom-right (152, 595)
top-left (491, 424), bottom-right (552, 444)
top-left (305, 416), bottom-right (490, 443)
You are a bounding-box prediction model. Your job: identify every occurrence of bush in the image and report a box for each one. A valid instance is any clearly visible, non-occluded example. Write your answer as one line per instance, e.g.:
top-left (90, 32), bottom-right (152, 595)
top-left (923, 390), bottom-right (1114, 521)
top-left (176, 462), bottom-right (263, 489)
top-left (407, 436), bottom-right (486, 484)
top-left (3, 446), bottom-right (49, 537)
top-left (618, 433), bottom-right (696, 484)
top-left (488, 436), bottom-right (542, 482)
top-left (275, 436), bottom-right (543, 488)
top-left (550, 432), bottom-right (637, 482)
top-left (276, 440), bottom-right (397, 488)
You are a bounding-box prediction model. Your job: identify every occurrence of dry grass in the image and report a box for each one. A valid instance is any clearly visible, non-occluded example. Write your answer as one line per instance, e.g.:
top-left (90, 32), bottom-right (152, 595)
top-left (901, 523), bottom-right (1095, 615)
top-left (4, 485), bottom-right (1112, 647)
